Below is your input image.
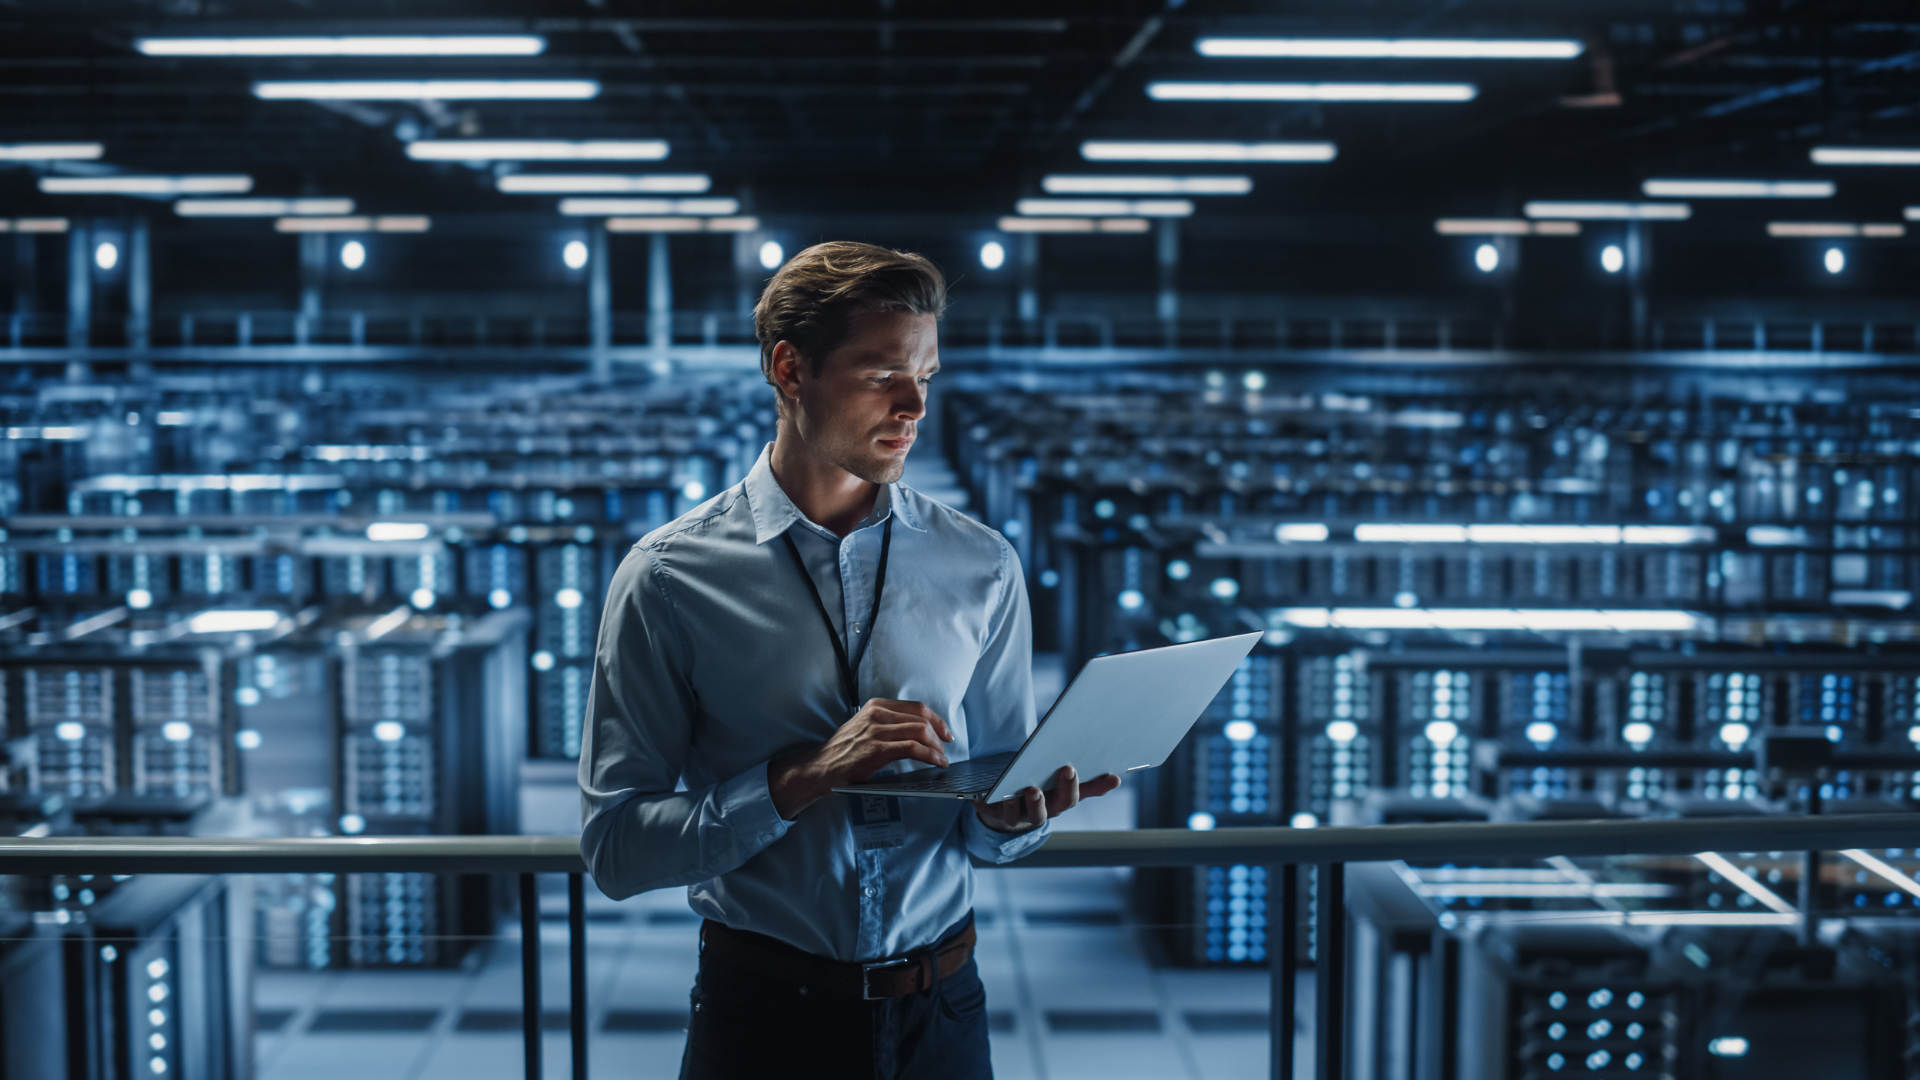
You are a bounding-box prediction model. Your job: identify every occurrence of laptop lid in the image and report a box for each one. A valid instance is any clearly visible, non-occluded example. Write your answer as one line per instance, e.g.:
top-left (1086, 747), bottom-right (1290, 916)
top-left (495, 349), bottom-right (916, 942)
top-left (982, 631), bottom-right (1263, 804)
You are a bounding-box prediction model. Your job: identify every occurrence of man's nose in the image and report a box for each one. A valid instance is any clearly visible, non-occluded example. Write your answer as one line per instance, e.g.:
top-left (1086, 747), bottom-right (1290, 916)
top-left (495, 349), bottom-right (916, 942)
top-left (894, 381), bottom-right (928, 420)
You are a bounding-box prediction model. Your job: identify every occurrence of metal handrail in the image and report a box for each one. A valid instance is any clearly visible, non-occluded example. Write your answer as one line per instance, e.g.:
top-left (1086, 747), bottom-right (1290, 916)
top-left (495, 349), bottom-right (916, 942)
top-left (0, 812), bottom-right (1914, 873)
top-left (5, 813), bottom-right (1916, 1080)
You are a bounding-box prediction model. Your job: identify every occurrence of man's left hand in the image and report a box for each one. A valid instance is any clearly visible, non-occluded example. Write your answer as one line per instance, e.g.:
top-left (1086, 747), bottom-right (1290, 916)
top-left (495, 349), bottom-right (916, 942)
top-left (971, 766), bottom-right (1121, 836)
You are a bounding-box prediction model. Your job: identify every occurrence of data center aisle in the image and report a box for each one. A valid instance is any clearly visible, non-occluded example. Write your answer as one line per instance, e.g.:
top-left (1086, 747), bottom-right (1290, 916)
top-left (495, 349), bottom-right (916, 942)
top-left (251, 864), bottom-right (1273, 1080)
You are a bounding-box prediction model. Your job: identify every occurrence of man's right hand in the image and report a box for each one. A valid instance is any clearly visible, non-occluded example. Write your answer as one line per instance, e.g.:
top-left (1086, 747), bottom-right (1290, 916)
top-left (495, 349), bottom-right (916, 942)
top-left (767, 698), bottom-right (954, 820)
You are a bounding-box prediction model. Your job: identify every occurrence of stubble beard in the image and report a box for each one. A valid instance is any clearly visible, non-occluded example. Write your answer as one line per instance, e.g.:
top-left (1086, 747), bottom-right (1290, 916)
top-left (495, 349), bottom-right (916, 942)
top-left (810, 422), bottom-right (912, 486)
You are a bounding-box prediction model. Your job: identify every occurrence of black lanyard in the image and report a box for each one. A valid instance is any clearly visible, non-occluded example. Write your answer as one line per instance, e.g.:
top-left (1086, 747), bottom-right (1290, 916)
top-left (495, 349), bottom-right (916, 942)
top-left (781, 515), bottom-right (893, 716)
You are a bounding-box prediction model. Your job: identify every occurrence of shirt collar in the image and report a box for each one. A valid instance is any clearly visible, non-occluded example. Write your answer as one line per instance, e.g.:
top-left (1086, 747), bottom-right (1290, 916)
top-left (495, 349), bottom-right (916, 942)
top-left (743, 443), bottom-right (926, 545)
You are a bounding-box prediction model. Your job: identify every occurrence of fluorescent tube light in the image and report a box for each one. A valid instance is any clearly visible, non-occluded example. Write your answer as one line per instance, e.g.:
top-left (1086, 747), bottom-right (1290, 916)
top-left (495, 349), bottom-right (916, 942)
top-left (497, 174), bottom-right (711, 194)
top-left (407, 139), bottom-right (669, 162)
top-left (1434, 219), bottom-right (1580, 235)
top-left (1642, 179), bottom-right (1834, 198)
top-left (559, 197), bottom-right (739, 216)
top-left (0, 219), bottom-right (70, 233)
top-left (1830, 590), bottom-right (1912, 609)
top-left (0, 142), bottom-right (105, 161)
top-left (1015, 198), bottom-right (1193, 217)
top-left (1524, 201), bottom-right (1691, 220)
top-left (1149, 82), bottom-right (1477, 102)
top-left (606, 216), bottom-right (760, 233)
top-left (1081, 141), bottom-right (1336, 163)
top-left (366, 522), bottom-right (431, 542)
top-left (1766, 221), bottom-right (1905, 238)
top-left (1693, 853), bottom-right (1797, 914)
top-left (1041, 175), bottom-right (1252, 195)
top-left (995, 216), bottom-right (1151, 234)
top-left (188, 609), bottom-right (283, 634)
top-left (1275, 523), bottom-right (1330, 542)
top-left (1747, 525), bottom-right (1810, 546)
top-left (1810, 147), bottom-right (1920, 166)
top-left (1840, 850), bottom-right (1920, 900)
top-left (175, 198), bottom-right (354, 217)
top-left (138, 35), bottom-right (546, 57)
top-left (254, 80), bottom-right (598, 101)
top-left (1414, 883), bottom-right (1675, 899)
top-left (1354, 524), bottom-right (1467, 542)
top-left (40, 175), bottom-right (253, 195)
top-left (1195, 38), bottom-right (1582, 59)
top-left (273, 216), bottom-right (429, 233)
top-left (1623, 526), bottom-right (1718, 544)
top-left (1272, 607), bottom-right (1706, 633)
top-left (1907, 207), bottom-right (1920, 221)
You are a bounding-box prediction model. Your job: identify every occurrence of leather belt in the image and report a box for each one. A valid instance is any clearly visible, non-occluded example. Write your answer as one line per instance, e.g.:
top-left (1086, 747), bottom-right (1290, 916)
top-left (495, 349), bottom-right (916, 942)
top-left (700, 916), bottom-right (976, 1001)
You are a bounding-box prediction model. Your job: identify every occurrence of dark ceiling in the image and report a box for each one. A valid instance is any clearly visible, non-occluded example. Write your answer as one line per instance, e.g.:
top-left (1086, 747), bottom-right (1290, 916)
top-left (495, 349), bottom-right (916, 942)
top-left (4, 1), bottom-right (1919, 218)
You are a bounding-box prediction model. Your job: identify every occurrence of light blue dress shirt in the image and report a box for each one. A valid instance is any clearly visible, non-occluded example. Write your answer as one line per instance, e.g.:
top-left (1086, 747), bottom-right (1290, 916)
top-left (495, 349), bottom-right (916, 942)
top-left (578, 444), bottom-right (1049, 962)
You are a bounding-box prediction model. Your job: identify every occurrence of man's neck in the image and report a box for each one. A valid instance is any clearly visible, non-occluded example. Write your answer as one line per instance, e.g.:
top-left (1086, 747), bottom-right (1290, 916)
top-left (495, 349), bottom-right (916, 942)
top-left (769, 430), bottom-right (879, 538)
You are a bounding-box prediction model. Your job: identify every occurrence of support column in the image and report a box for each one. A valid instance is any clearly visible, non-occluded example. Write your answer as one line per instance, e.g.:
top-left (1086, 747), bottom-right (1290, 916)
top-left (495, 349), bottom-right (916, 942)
top-left (588, 222), bottom-right (610, 379)
top-left (1627, 222), bottom-right (1650, 350)
top-left (1157, 218), bottom-right (1180, 344)
top-left (734, 231), bottom-right (759, 318)
top-left (12, 230), bottom-right (36, 317)
top-left (298, 232), bottom-right (325, 344)
top-left (648, 231), bottom-right (672, 364)
top-left (129, 218), bottom-right (151, 353)
top-left (1017, 234), bottom-right (1039, 323)
top-left (66, 220), bottom-right (91, 349)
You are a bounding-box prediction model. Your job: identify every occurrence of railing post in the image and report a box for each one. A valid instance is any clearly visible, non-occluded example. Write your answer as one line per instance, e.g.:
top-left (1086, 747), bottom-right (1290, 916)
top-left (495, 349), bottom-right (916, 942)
top-left (569, 873), bottom-right (587, 1080)
top-left (521, 873), bottom-right (543, 1080)
top-left (1315, 863), bottom-right (1346, 1080)
top-left (1272, 862), bottom-right (1297, 1080)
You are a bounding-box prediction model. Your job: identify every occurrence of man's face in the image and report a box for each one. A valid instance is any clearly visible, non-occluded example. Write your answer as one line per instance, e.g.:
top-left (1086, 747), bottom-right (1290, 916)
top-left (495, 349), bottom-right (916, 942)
top-left (784, 309), bottom-right (938, 485)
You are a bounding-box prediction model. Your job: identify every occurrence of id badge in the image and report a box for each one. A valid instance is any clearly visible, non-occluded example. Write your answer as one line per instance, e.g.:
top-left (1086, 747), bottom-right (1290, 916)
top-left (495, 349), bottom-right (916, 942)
top-left (847, 793), bottom-right (906, 851)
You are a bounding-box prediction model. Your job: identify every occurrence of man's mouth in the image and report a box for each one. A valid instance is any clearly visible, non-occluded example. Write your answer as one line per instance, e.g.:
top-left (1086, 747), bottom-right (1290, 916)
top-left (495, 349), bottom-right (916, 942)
top-left (876, 432), bottom-right (914, 452)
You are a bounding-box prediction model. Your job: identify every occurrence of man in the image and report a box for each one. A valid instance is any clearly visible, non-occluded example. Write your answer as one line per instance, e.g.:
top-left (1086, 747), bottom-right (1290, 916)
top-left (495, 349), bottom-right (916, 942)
top-left (579, 240), bottom-right (1119, 1079)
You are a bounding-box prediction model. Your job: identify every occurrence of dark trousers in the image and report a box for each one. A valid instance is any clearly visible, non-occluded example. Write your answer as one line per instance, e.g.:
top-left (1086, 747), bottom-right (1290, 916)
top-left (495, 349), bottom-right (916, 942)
top-left (679, 917), bottom-right (993, 1080)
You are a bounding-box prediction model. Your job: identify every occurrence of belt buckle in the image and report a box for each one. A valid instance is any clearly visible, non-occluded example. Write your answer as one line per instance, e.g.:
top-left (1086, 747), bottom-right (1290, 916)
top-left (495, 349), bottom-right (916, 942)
top-left (860, 957), bottom-right (911, 1001)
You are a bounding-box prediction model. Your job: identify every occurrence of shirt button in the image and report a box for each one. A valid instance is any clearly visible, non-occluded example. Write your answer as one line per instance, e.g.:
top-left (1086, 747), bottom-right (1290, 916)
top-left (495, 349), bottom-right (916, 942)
top-left (863, 887), bottom-right (875, 898)
top-left (851, 623), bottom-right (864, 634)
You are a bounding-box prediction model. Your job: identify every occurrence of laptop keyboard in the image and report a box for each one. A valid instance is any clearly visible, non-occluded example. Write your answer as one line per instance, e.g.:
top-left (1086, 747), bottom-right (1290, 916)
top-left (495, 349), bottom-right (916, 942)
top-left (880, 758), bottom-right (1003, 794)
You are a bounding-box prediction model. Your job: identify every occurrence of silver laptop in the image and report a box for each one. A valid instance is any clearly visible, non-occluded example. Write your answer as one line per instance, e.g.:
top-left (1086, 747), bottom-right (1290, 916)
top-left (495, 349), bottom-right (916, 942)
top-left (833, 632), bottom-right (1263, 803)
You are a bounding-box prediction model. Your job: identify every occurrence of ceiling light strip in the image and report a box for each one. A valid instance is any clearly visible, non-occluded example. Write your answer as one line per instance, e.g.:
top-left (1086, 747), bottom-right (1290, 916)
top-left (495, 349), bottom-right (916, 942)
top-left (137, 36), bottom-right (546, 57)
top-left (1041, 175), bottom-right (1253, 195)
top-left (0, 143), bottom-right (105, 161)
top-left (1015, 198), bottom-right (1193, 217)
top-left (273, 216), bottom-right (430, 233)
top-left (1642, 179), bottom-right (1834, 198)
top-left (1195, 38), bottom-right (1583, 59)
top-left (605, 216), bottom-right (759, 233)
top-left (996, 216), bottom-right (1151, 234)
top-left (1434, 219), bottom-right (1580, 236)
top-left (1523, 201), bottom-right (1691, 220)
top-left (41, 175), bottom-right (254, 195)
top-left (1148, 82), bottom-right (1477, 102)
top-left (176, 198), bottom-right (354, 217)
top-left (497, 174), bottom-right (711, 194)
top-left (407, 140), bottom-right (668, 162)
top-left (1811, 147), bottom-right (1920, 166)
top-left (559, 197), bottom-right (740, 216)
top-left (254, 80), bottom-right (599, 101)
top-left (1080, 141), bottom-right (1336, 163)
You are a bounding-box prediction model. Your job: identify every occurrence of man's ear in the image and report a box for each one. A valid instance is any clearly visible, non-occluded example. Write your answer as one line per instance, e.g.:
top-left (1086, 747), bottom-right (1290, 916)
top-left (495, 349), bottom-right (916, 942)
top-left (769, 340), bottom-right (806, 408)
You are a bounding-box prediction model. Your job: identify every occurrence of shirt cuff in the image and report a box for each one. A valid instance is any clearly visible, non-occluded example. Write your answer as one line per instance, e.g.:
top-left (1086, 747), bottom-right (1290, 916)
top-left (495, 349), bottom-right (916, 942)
top-left (965, 811), bottom-right (1052, 864)
top-left (717, 759), bottom-right (793, 852)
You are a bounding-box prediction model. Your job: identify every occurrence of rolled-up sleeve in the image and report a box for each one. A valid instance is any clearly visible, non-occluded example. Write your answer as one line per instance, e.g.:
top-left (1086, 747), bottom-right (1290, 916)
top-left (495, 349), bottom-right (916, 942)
top-left (958, 536), bottom-right (1053, 864)
top-left (578, 545), bottom-right (792, 900)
